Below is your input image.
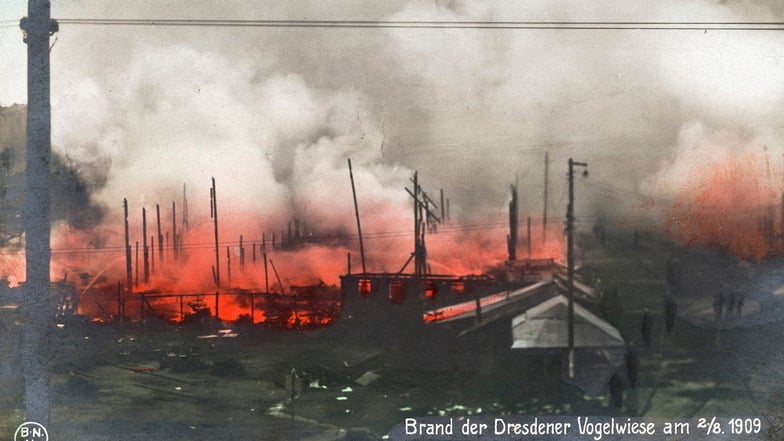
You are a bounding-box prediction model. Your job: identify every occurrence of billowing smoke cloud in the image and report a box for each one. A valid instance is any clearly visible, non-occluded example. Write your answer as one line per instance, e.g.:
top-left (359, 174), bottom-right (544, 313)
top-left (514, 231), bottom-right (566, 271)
top-left (379, 1), bottom-right (784, 221)
top-left (0, 104), bottom-right (108, 243)
top-left (3, 0), bottom-right (784, 297)
top-left (51, 43), bottom-right (410, 234)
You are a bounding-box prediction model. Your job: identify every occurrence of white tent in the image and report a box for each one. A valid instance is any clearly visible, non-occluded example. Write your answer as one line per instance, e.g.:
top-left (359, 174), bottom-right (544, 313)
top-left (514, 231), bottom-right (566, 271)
top-left (511, 295), bottom-right (626, 395)
top-left (511, 294), bottom-right (624, 349)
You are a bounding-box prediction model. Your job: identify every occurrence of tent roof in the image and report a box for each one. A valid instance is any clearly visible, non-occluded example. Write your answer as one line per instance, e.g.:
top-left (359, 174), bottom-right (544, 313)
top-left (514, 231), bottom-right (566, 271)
top-left (511, 294), bottom-right (624, 349)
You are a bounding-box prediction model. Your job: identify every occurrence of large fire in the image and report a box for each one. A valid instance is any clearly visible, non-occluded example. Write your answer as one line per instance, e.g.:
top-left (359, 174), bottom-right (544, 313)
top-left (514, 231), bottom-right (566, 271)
top-left (665, 148), bottom-right (781, 261)
top-left (2, 191), bottom-right (565, 328)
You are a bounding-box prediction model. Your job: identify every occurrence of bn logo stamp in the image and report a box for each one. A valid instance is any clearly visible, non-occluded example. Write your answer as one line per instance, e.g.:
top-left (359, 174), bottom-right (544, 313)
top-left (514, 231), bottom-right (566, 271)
top-left (13, 422), bottom-right (48, 441)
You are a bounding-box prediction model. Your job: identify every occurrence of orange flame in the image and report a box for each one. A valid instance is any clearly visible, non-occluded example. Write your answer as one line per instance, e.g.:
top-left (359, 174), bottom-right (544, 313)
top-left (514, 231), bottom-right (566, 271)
top-left (666, 149), bottom-right (779, 260)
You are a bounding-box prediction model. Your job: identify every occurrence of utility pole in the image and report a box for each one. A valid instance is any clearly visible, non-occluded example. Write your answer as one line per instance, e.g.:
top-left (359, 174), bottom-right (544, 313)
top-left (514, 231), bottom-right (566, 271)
top-left (507, 182), bottom-right (518, 261)
top-left (20, 0), bottom-right (58, 425)
top-left (409, 172), bottom-right (430, 276)
top-left (404, 173), bottom-right (442, 275)
top-left (543, 152), bottom-right (549, 244)
top-left (347, 158), bottom-right (367, 274)
top-left (124, 198), bottom-right (132, 293)
top-left (172, 201), bottom-right (177, 260)
top-left (414, 172), bottom-right (421, 275)
top-left (182, 183), bottom-right (189, 230)
top-left (440, 189), bottom-right (445, 226)
top-left (567, 158), bottom-right (588, 378)
top-left (156, 204), bottom-right (163, 265)
top-left (142, 207), bottom-right (149, 283)
top-left (211, 177), bottom-right (220, 287)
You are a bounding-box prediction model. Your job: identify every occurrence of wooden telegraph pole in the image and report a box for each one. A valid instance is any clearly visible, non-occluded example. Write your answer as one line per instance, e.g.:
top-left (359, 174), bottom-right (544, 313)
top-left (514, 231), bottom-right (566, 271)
top-left (567, 158), bottom-right (588, 378)
top-left (211, 177), bottom-right (220, 287)
top-left (347, 158), bottom-right (366, 274)
top-left (543, 152), bottom-right (549, 244)
top-left (507, 183), bottom-right (518, 261)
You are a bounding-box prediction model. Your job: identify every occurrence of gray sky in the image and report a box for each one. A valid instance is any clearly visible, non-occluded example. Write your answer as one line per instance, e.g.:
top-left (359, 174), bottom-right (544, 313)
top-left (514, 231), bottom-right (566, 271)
top-left (2, 1), bottom-right (784, 232)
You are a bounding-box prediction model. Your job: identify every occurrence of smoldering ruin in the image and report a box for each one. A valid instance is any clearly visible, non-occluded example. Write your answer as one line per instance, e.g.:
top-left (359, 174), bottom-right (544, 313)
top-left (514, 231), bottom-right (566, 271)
top-left (3, 1), bottom-right (784, 440)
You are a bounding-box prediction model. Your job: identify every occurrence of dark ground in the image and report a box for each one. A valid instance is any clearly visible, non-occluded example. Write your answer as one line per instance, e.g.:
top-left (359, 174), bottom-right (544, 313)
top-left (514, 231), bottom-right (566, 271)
top-left (1, 231), bottom-right (784, 440)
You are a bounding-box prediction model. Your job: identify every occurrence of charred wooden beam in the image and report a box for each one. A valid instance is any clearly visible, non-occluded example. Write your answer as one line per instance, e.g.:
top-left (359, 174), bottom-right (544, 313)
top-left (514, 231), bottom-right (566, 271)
top-left (172, 201), bottom-right (178, 261)
top-left (135, 241), bottom-right (139, 287)
top-left (151, 236), bottom-right (155, 273)
top-left (226, 246), bottom-right (232, 286)
top-left (269, 258), bottom-right (285, 295)
top-left (156, 204), bottom-right (163, 264)
top-left (240, 235), bottom-right (245, 269)
top-left (263, 252), bottom-right (270, 293)
top-left (124, 198), bottom-right (132, 293)
top-left (142, 208), bottom-right (149, 283)
top-left (508, 183), bottom-right (518, 261)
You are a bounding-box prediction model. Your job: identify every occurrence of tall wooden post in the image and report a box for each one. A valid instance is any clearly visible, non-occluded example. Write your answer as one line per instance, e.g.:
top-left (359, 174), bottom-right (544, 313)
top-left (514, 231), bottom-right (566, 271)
top-left (142, 208), bottom-right (149, 283)
top-left (172, 201), bottom-right (177, 260)
top-left (211, 178), bottom-right (220, 286)
top-left (226, 246), bottom-right (231, 286)
top-left (567, 158), bottom-right (588, 378)
top-left (263, 252), bottom-right (270, 293)
top-left (543, 152), bottom-right (549, 243)
top-left (151, 236), bottom-right (155, 273)
top-left (508, 183), bottom-right (518, 261)
top-left (135, 241), bottom-right (139, 287)
top-left (348, 158), bottom-right (367, 274)
top-left (440, 189), bottom-right (445, 225)
top-left (124, 198), bottom-right (132, 293)
top-left (156, 204), bottom-right (163, 264)
top-left (240, 235), bottom-right (245, 270)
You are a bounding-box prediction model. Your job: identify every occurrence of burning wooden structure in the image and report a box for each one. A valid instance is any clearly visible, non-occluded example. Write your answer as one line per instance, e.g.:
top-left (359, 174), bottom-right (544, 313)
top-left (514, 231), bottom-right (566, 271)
top-left (338, 167), bottom-right (556, 332)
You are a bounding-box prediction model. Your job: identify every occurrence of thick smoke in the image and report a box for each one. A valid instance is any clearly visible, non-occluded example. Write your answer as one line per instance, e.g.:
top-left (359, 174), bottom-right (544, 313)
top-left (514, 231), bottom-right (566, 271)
top-left (2, 0), bottom-right (784, 294)
top-left (41, 0), bottom-right (784, 219)
top-left (50, 44), bottom-right (409, 234)
top-left (0, 105), bottom-right (108, 242)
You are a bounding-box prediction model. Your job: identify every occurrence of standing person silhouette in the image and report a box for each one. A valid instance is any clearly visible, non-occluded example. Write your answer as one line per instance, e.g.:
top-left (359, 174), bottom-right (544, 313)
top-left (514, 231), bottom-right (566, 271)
top-left (641, 310), bottom-right (652, 348)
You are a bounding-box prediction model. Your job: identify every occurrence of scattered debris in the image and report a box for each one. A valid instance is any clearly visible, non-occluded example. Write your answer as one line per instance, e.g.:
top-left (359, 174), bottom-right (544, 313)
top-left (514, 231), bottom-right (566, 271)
top-left (309, 380), bottom-right (327, 389)
top-left (196, 331), bottom-right (238, 339)
top-left (355, 371), bottom-right (380, 386)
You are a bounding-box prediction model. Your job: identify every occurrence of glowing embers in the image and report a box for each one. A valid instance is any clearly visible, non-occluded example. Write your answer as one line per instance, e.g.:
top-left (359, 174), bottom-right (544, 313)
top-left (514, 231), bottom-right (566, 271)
top-left (358, 279), bottom-right (372, 299)
top-left (87, 285), bottom-right (341, 329)
top-left (388, 280), bottom-right (406, 305)
top-left (424, 282), bottom-right (438, 299)
top-left (340, 273), bottom-right (498, 306)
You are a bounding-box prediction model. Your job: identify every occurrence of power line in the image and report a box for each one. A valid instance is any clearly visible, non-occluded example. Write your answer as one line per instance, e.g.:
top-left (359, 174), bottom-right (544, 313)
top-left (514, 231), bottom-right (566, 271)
top-left (54, 18), bottom-right (784, 31)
